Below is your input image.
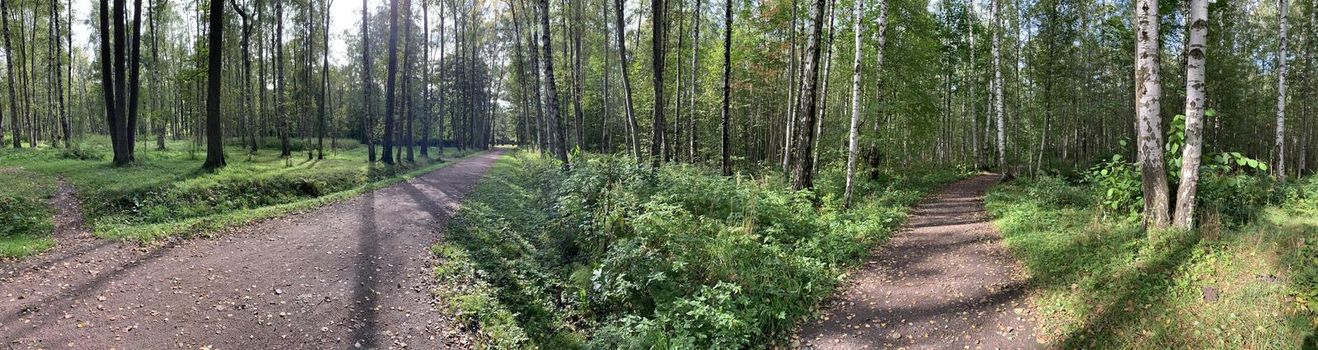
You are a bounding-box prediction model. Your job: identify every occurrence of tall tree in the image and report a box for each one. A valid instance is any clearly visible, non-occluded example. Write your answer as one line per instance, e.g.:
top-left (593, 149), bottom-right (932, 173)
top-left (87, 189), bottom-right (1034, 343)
top-left (992, 0), bottom-right (1006, 178)
top-left (319, 0), bottom-right (332, 160)
top-left (539, 0), bottom-right (568, 166)
top-left (719, 0), bottom-right (732, 176)
top-left (650, 0), bottom-right (668, 168)
top-left (688, 0), bottom-right (702, 161)
top-left (202, 0), bottom-right (225, 169)
top-left (614, 0), bottom-right (640, 159)
top-left (791, 0), bottom-right (824, 190)
top-left (2, 0), bottom-right (17, 148)
top-left (1174, 0), bottom-right (1208, 229)
top-left (1135, 0), bottom-right (1170, 229)
top-left (844, 0), bottom-right (864, 207)
top-left (1276, 0), bottom-right (1289, 179)
top-left (127, 0), bottom-right (144, 160)
top-left (362, 0), bottom-right (376, 162)
top-left (382, 0), bottom-right (401, 165)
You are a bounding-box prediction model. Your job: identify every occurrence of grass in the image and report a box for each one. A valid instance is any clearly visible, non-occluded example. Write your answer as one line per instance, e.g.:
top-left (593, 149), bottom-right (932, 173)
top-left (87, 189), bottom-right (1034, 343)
top-left (986, 176), bottom-right (1318, 349)
top-left (0, 137), bottom-right (480, 257)
top-left (430, 151), bottom-right (967, 349)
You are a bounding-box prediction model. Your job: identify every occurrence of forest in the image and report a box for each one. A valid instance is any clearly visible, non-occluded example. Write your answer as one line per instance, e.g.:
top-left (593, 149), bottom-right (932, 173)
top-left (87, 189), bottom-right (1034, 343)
top-left (0, 0), bottom-right (1317, 348)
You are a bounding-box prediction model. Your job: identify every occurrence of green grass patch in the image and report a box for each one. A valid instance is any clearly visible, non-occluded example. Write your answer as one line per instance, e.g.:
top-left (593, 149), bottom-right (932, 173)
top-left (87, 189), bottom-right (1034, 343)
top-left (0, 169), bottom-right (59, 258)
top-left (0, 137), bottom-right (480, 246)
top-left (431, 152), bottom-right (965, 349)
top-left (986, 176), bottom-right (1318, 349)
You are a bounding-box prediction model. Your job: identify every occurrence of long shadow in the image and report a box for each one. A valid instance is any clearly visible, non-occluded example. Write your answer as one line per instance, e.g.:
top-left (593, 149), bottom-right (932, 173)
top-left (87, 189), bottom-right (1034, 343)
top-left (0, 240), bottom-right (177, 341)
top-left (1056, 231), bottom-right (1202, 348)
top-left (348, 191), bottom-right (381, 348)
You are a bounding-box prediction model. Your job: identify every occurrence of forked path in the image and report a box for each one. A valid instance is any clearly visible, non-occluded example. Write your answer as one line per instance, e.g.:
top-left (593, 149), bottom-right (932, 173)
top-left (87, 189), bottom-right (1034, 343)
top-left (0, 151), bottom-right (504, 349)
top-left (799, 174), bottom-right (1040, 349)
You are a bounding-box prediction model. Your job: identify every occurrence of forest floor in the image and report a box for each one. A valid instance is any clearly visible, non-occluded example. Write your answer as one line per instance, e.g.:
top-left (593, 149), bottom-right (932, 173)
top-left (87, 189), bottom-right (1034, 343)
top-left (0, 150), bottom-right (503, 349)
top-left (799, 174), bottom-right (1042, 349)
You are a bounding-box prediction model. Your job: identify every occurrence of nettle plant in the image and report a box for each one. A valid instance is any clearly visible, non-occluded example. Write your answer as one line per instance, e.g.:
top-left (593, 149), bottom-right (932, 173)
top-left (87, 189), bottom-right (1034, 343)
top-left (1087, 110), bottom-right (1270, 222)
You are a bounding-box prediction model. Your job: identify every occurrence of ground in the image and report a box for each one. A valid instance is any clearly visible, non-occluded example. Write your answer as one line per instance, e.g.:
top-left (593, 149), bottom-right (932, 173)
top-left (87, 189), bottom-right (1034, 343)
top-left (799, 174), bottom-right (1041, 349)
top-left (0, 150), bottom-right (502, 349)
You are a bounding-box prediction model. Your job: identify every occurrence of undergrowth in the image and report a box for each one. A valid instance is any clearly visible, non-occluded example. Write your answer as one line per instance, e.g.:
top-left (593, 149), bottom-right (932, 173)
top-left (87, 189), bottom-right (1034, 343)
top-left (987, 175), bottom-right (1318, 349)
top-left (0, 137), bottom-right (479, 248)
top-left (432, 152), bottom-right (963, 349)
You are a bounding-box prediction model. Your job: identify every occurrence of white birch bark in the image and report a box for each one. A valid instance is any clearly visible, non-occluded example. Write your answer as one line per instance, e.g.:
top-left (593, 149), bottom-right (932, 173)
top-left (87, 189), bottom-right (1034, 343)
top-left (992, 0), bottom-right (1006, 177)
top-left (844, 0), bottom-right (864, 208)
top-left (1174, 0), bottom-right (1208, 230)
top-left (1135, 0), bottom-right (1171, 229)
top-left (1276, 0), bottom-right (1289, 180)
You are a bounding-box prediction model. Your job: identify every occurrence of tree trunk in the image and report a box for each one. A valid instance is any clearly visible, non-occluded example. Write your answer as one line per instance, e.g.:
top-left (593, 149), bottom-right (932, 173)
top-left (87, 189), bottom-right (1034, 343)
top-left (1276, 0), bottom-right (1289, 180)
top-left (791, 0), bottom-right (824, 190)
top-left (1135, 0), bottom-right (1171, 229)
top-left (539, 0), bottom-right (569, 167)
top-left (362, 0), bottom-right (376, 161)
top-left (382, 0), bottom-right (401, 164)
top-left (571, 0), bottom-right (585, 150)
top-left (844, 0), bottom-right (864, 207)
top-left (202, 0), bottom-right (226, 169)
top-left (614, 0), bottom-right (640, 159)
top-left (3, 0), bottom-right (17, 148)
top-left (689, 0), bottom-right (702, 162)
top-left (1173, 0), bottom-right (1208, 230)
top-left (127, 0), bottom-right (143, 160)
top-left (865, 0), bottom-right (887, 180)
top-left (783, 0), bottom-right (798, 172)
top-left (719, 0), bottom-right (732, 175)
top-left (992, 0), bottom-right (1006, 178)
top-left (403, 0), bottom-right (415, 163)
top-left (650, 0), bottom-right (668, 168)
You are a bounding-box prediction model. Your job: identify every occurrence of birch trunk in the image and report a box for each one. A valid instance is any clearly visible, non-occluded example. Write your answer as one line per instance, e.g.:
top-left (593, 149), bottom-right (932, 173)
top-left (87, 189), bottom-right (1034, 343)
top-left (1135, 0), bottom-right (1171, 229)
top-left (791, 0), bottom-right (825, 190)
top-left (1276, 0), bottom-right (1289, 180)
top-left (844, 0), bottom-right (864, 207)
top-left (1173, 0), bottom-right (1208, 229)
top-left (614, 0), bottom-right (641, 159)
top-left (719, 0), bottom-right (732, 176)
top-left (992, 0), bottom-right (1006, 177)
top-left (540, 0), bottom-right (569, 167)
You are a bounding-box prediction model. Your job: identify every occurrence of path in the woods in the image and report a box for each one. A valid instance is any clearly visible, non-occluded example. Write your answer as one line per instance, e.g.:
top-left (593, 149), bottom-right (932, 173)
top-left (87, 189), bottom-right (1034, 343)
top-left (798, 174), bottom-right (1040, 349)
top-left (0, 151), bottom-right (504, 349)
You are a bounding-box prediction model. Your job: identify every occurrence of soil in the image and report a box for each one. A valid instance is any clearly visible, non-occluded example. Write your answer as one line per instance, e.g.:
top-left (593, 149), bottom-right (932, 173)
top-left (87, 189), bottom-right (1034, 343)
top-left (0, 151), bottom-right (504, 349)
top-left (798, 174), bottom-right (1040, 349)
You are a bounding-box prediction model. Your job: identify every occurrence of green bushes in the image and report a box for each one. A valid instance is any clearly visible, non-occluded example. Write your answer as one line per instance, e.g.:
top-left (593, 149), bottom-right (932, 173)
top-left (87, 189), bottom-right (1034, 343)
top-left (0, 171), bottom-right (57, 258)
top-left (93, 169), bottom-right (365, 228)
top-left (438, 152), bottom-right (962, 348)
top-left (0, 196), bottom-right (51, 238)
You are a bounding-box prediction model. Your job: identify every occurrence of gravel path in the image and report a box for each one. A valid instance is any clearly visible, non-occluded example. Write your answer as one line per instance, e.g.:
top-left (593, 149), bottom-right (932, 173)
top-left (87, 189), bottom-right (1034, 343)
top-left (798, 174), bottom-right (1040, 349)
top-left (0, 151), bottom-right (503, 349)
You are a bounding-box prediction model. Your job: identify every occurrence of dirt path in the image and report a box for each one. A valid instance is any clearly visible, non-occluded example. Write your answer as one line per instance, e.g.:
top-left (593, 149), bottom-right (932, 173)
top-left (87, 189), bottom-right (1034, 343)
top-left (798, 174), bottom-right (1040, 349)
top-left (0, 151), bottom-right (504, 349)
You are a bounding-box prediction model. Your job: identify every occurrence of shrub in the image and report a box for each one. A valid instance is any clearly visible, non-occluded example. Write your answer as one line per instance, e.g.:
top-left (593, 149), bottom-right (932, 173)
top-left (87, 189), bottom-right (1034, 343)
top-left (440, 152), bottom-right (963, 348)
top-left (0, 196), bottom-right (51, 237)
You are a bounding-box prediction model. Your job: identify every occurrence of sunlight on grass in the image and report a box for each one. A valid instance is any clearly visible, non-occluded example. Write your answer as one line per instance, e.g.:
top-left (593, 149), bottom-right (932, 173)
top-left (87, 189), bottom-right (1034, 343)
top-left (986, 177), bottom-right (1317, 349)
top-left (0, 137), bottom-right (481, 249)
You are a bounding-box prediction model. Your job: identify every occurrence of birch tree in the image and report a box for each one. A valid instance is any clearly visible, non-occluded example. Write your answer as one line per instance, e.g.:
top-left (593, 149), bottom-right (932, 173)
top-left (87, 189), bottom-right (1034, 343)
top-left (1173, 0), bottom-right (1208, 229)
top-left (992, 0), bottom-right (1006, 177)
top-left (719, 0), bottom-right (732, 176)
top-left (1276, 0), bottom-right (1289, 180)
top-left (844, 0), bottom-right (864, 207)
top-left (791, 0), bottom-right (825, 190)
top-left (1135, 0), bottom-right (1170, 229)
